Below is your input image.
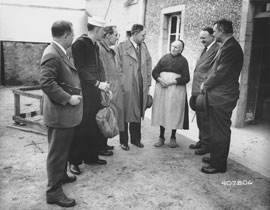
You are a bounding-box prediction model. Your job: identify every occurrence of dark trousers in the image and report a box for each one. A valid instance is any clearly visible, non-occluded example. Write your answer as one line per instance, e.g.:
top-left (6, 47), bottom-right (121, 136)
top-left (209, 101), bottom-right (237, 170)
top-left (46, 126), bottom-right (74, 199)
top-left (68, 122), bottom-right (99, 165)
top-left (119, 122), bottom-right (141, 145)
top-left (69, 86), bottom-right (105, 165)
top-left (196, 110), bottom-right (210, 150)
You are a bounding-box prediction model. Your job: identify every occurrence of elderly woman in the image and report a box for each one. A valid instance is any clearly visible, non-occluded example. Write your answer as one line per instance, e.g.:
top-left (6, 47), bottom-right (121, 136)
top-left (151, 40), bottom-right (190, 148)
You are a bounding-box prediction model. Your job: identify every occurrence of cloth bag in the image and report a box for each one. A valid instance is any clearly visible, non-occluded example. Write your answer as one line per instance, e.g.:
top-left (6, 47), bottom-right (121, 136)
top-left (96, 91), bottom-right (119, 138)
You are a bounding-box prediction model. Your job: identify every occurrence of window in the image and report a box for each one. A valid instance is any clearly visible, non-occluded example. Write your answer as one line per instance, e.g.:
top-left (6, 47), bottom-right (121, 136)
top-left (160, 5), bottom-right (185, 55)
top-left (168, 13), bottom-right (181, 50)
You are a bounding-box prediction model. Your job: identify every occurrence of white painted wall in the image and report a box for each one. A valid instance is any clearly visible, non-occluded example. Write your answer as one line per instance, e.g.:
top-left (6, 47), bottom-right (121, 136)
top-left (0, 0), bottom-right (145, 43)
top-left (86, 0), bottom-right (143, 42)
top-left (0, 0), bottom-right (87, 43)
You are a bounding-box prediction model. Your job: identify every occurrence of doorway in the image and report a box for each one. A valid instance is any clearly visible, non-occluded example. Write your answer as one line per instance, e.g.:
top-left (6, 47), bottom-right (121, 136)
top-left (246, 17), bottom-right (270, 126)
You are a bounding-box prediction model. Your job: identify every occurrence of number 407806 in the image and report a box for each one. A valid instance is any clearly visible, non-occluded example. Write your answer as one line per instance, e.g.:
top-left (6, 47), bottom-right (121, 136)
top-left (221, 180), bottom-right (253, 186)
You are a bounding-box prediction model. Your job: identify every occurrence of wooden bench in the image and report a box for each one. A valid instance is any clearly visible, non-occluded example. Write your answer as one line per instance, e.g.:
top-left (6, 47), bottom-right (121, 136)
top-left (8, 86), bottom-right (47, 135)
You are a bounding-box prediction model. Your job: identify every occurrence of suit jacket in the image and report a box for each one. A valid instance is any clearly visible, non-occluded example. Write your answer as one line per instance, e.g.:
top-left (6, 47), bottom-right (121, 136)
top-left (191, 42), bottom-right (220, 96)
top-left (203, 37), bottom-right (244, 106)
top-left (39, 42), bottom-right (83, 128)
top-left (115, 39), bottom-right (152, 121)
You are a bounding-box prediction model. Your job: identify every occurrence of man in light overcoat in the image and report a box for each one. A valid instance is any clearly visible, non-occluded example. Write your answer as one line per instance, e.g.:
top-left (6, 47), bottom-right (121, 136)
top-left (115, 24), bottom-right (152, 150)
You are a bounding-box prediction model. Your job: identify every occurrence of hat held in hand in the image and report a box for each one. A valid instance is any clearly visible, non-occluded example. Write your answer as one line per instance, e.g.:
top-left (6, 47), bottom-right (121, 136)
top-left (189, 95), bottom-right (196, 111)
top-left (146, 95), bottom-right (153, 109)
top-left (196, 92), bottom-right (208, 112)
top-left (189, 93), bottom-right (208, 112)
top-left (87, 16), bottom-right (106, 27)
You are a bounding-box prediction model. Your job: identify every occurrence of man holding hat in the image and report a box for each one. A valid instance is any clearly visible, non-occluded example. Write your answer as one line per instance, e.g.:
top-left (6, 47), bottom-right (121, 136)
top-left (189, 27), bottom-right (219, 155)
top-left (69, 16), bottom-right (110, 175)
top-left (200, 19), bottom-right (243, 174)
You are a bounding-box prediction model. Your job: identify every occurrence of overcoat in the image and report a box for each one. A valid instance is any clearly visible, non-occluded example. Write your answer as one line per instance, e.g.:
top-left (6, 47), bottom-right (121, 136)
top-left (115, 39), bottom-right (152, 122)
top-left (98, 40), bottom-right (125, 131)
top-left (39, 42), bottom-right (83, 128)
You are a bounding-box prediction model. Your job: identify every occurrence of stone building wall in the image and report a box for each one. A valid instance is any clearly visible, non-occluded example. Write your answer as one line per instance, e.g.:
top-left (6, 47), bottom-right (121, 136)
top-left (3, 42), bottom-right (48, 86)
top-left (145, 0), bottom-right (243, 71)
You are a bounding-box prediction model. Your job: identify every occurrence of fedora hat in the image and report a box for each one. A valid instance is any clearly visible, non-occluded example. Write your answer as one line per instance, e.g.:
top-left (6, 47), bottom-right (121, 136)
top-left (146, 95), bottom-right (153, 109)
top-left (87, 16), bottom-right (106, 27)
top-left (196, 92), bottom-right (208, 112)
top-left (189, 95), bottom-right (197, 111)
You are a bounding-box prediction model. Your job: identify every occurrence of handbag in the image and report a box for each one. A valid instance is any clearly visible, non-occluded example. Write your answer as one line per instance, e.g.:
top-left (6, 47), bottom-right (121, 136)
top-left (96, 91), bottom-right (119, 138)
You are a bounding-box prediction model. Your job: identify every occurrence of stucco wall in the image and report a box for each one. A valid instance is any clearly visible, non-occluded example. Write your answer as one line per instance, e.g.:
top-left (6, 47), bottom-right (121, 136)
top-left (3, 42), bottom-right (48, 85)
top-left (145, 0), bottom-right (243, 72)
top-left (0, 0), bottom-right (87, 85)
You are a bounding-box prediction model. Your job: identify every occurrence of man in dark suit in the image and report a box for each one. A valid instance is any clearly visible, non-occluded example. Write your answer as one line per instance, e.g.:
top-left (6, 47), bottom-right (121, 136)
top-left (200, 19), bottom-right (244, 174)
top-left (189, 27), bottom-right (219, 155)
top-left (39, 20), bottom-right (83, 207)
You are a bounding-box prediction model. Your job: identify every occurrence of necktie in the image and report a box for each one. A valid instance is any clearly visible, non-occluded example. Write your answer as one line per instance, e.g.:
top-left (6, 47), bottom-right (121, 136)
top-left (201, 47), bottom-right (207, 57)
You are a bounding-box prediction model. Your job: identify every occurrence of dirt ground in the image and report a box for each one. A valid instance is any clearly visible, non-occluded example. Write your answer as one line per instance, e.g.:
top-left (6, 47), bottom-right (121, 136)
top-left (0, 86), bottom-right (270, 210)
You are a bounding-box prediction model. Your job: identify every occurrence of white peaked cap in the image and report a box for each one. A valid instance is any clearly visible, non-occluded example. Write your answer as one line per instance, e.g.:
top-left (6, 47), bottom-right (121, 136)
top-left (87, 16), bottom-right (106, 27)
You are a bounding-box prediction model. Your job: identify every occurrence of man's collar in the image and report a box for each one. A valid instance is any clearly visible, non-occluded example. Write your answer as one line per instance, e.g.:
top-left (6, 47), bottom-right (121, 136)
top-left (53, 41), bottom-right (66, 55)
top-left (221, 35), bottom-right (233, 47)
top-left (130, 38), bottom-right (138, 49)
top-left (100, 39), bottom-right (111, 51)
top-left (206, 40), bottom-right (215, 51)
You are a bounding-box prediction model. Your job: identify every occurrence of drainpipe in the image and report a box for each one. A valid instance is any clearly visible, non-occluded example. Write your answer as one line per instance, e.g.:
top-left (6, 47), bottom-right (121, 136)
top-left (139, 0), bottom-right (146, 25)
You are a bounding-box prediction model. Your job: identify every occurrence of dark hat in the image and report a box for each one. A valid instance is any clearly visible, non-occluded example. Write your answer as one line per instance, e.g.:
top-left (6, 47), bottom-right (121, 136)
top-left (189, 95), bottom-right (197, 111)
top-left (196, 93), bottom-right (208, 112)
top-left (146, 95), bottom-right (153, 109)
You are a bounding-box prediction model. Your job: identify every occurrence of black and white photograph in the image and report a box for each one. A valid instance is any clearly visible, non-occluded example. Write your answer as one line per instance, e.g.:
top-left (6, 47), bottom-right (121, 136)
top-left (0, 0), bottom-right (269, 209)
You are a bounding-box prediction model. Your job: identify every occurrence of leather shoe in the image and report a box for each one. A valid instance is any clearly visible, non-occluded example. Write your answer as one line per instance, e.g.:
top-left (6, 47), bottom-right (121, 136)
top-left (69, 164), bottom-right (81, 175)
top-left (62, 174), bottom-right (77, 184)
top-left (202, 157), bottom-right (211, 164)
top-left (85, 159), bottom-right (107, 165)
top-left (195, 148), bottom-right (209, 155)
top-left (105, 145), bottom-right (114, 150)
top-left (189, 141), bottom-right (202, 149)
top-left (98, 150), bottom-right (113, 156)
top-left (120, 144), bottom-right (129, 151)
top-left (47, 194), bottom-right (76, 207)
top-left (201, 165), bottom-right (226, 174)
top-left (131, 141), bottom-right (144, 148)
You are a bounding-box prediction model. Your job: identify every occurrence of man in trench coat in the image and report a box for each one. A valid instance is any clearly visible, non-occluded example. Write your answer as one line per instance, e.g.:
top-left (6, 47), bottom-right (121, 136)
top-left (115, 24), bottom-right (152, 150)
top-left (98, 25), bottom-right (125, 134)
